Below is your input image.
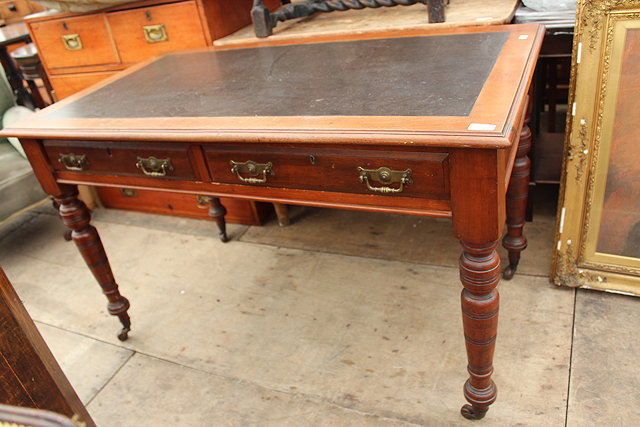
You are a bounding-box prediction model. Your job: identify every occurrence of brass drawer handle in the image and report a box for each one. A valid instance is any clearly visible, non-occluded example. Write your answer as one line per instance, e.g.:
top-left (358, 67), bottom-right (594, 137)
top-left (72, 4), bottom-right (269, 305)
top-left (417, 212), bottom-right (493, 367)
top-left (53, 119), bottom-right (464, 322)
top-left (120, 188), bottom-right (138, 197)
top-left (358, 166), bottom-right (412, 194)
top-left (143, 24), bottom-right (168, 43)
top-left (62, 34), bottom-right (83, 50)
top-left (230, 160), bottom-right (274, 184)
top-left (196, 195), bottom-right (210, 208)
top-left (59, 153), bottom-right (88, 171)
top-left (136, 156), bottom-right (173, 177)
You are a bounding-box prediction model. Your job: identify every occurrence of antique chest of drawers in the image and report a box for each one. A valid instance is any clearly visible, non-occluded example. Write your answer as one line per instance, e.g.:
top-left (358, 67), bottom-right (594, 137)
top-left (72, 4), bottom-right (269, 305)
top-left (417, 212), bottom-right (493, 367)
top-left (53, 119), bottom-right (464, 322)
top-left (25, 0), bottom-right (280, 224)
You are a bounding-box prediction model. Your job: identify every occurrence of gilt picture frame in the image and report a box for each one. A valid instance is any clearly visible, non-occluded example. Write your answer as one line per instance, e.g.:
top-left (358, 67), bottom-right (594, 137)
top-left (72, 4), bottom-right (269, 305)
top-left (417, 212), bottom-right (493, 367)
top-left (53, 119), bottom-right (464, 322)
top-left (552, 0), bottom-right (640, 295)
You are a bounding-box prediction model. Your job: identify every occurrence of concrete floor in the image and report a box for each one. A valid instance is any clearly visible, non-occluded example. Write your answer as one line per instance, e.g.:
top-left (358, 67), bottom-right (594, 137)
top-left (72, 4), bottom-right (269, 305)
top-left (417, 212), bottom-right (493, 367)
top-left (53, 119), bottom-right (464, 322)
top-left (1, 187), bottom-right (639, 426)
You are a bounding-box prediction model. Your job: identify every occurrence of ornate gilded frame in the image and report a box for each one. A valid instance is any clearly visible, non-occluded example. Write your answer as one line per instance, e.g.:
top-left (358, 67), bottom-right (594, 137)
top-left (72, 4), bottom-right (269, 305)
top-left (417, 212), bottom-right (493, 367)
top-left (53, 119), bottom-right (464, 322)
top-left (552, 0), bottom-right (640, 295)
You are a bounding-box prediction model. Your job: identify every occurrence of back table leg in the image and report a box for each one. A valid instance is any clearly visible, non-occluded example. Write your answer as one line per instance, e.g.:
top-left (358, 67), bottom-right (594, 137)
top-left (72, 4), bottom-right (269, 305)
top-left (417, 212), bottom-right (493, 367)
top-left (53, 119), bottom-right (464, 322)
top-left (54, 187), bottom-right (131, 341)
top-left (502, 107), bottom-right (532, 280)
top-left (208, 197), bottom-right (229, 243)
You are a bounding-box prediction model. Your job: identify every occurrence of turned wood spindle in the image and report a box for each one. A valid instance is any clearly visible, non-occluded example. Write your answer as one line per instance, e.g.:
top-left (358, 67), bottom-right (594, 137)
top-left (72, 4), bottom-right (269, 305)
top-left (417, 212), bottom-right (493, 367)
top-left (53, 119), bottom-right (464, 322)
top-left (459, 240), bottom-right (500, 420)
top-left (54, 188), bottom-right (131, 341)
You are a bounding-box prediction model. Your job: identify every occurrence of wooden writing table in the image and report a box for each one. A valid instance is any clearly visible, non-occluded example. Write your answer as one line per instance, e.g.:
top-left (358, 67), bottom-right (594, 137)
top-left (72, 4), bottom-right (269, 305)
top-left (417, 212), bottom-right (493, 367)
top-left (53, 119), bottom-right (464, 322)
top-left (2, 24), bottom-right (543, 420)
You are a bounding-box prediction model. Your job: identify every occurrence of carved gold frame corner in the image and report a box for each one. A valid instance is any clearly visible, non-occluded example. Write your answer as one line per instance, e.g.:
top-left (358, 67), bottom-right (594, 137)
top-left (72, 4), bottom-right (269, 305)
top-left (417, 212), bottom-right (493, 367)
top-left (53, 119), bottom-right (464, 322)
top-left (551, 0), bottom-right (640, 296)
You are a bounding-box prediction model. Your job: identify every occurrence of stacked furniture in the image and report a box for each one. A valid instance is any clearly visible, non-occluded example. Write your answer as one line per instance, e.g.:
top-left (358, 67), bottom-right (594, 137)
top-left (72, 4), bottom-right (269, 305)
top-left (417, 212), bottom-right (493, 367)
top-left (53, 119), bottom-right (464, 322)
top-left (24, 0), bottom-right (281, 224)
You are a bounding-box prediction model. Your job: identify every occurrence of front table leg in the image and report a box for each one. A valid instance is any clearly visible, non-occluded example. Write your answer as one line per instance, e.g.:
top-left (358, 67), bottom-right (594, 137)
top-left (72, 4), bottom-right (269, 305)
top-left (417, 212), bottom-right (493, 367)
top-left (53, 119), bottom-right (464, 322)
top-left (459, 240), bottom-right (500, 420)
top-left (54, 188), bottom-right (131, 341)
top-left (502, 118), bottom-right (532, 280)
top-left (208, 197), bottom-right (229, 243)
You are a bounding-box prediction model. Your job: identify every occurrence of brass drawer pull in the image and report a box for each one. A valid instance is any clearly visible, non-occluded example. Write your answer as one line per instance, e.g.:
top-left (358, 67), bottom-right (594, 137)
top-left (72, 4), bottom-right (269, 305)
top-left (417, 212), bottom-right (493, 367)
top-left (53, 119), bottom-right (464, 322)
top-left (230, 160), bottom-right (274, 184)
top-left (120, 188), bottom-right (138, 197)
top-left (358, 166), bottom-right (412, 194)
top-left (143, 24), bottom-right (168, 43)
top-left (62, 34), bottom-right (83, 50)
top-left (59, 153), bottom-right (88, 171)
top-left (136, 156), bottom-right (173, 177)
top-left (195, 195), bottom-right (210, 208)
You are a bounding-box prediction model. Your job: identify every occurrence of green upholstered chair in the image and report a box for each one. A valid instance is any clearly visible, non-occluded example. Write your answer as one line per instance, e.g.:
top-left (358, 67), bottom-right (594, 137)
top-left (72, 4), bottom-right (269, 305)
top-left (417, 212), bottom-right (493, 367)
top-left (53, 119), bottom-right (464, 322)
top-left (0, 69), bottom-right (46, 224)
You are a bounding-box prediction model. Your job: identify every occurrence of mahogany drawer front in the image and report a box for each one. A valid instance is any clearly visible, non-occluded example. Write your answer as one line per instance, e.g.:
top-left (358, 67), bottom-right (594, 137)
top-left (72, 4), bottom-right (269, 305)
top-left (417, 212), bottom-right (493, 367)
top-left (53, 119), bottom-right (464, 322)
top-left (49, 71), bottom-right (118, 100)
top-left (205, 147), bottom-right (450, 200)
top-left (30, 15), bottom-right (120, 70)
top-left (107, 1), bottom-right (208, 65)
top-left (96, 187), bottom-right (272, 226)
top-left (43, 141), bottom-right (198, 180)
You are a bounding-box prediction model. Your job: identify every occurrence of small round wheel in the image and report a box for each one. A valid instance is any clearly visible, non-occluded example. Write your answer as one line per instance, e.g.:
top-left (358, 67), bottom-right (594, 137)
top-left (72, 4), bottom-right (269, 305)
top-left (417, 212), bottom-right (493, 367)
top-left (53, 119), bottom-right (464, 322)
top-left (461, 404), bottom-right (488, 420)
top-left (502, 264), bottom-right (517, 280)
top-left (117, 327), bottom-right (130, 341)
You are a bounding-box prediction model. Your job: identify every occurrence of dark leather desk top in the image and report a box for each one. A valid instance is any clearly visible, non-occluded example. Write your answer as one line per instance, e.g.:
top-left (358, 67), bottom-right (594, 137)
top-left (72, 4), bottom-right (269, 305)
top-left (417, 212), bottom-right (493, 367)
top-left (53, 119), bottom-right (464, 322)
top-left (45, 32), bottom-right (508, 119)
top-left (3, 24), bottom-right (544, 147)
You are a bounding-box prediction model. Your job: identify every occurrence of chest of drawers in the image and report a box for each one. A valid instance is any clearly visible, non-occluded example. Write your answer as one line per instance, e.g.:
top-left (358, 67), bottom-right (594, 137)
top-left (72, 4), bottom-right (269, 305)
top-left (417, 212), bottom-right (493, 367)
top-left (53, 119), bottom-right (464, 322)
top-left (25, 0), bottom-right (280, 224)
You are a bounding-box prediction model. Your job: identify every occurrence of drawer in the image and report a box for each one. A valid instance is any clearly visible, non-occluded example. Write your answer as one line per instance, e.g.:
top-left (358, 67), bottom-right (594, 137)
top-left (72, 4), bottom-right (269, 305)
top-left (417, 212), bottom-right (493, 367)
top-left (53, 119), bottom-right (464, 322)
top-left (50, 71), bottom-right (118, 100)
top-left (43, 141), bottom-right (198, 181)
top-left (96, 187), bottom-right (273, 225)
top-left (0, 0), bottom-right (40, 22)
top-left (107, 1), bottom-right (207, 64)
top-left (205, 146), bottom-right (450, 200)
top-left (30, 14), bottom-right (120, 70)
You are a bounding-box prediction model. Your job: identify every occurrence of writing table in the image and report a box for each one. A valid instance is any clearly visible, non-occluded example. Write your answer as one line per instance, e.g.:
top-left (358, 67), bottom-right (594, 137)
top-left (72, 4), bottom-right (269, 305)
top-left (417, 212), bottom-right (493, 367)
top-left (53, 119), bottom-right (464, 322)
top-left (2, 24), bottom-right (543, 419)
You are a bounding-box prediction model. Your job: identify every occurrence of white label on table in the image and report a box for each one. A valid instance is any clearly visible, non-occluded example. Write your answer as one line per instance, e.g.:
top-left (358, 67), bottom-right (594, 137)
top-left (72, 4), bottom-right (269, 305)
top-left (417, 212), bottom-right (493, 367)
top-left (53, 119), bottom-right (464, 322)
top-left (519, 35), bottom-right (529, 40)
top-left (467, 123), bottom-right (497, 131)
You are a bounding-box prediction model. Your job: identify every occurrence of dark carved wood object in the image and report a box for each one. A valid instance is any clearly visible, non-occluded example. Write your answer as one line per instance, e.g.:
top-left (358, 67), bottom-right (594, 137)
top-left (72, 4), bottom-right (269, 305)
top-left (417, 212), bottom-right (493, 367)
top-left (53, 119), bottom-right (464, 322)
top-left (251, 0), bottom-right (448, 38)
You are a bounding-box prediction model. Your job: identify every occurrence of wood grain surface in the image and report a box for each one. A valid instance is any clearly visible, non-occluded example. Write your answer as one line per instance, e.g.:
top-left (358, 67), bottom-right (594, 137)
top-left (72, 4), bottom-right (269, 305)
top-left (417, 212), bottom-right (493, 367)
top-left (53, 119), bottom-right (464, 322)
top-left (0, 268), bottom-right (95, 426)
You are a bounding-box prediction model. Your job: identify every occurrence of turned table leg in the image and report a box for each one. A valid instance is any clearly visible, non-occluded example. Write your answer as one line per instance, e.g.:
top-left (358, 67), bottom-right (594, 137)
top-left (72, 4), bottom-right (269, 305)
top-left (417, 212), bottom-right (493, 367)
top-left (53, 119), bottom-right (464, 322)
top-left (502, 108), bottom-right (532, 280)
top-left (272, 203), bottom-right (290, 227)
top-left (459, 240), bottom-right (500, 420)
top-left (54, 187), bottom-right (131, 341)
top-left (208, 197), bottom-right (229, 243)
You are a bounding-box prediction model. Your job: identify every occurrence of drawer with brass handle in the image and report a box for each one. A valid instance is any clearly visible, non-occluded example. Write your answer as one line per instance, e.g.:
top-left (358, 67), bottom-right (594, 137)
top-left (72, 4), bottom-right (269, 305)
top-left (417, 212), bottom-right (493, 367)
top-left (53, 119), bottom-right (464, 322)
top-left (107, 1), bottom-right (206, 64)
top-left (43, 141), bottom-right (198, 181)
top-left (204, 146), bottom-right (450, 200)
top-left (29, 14), bottom-right (119, 69)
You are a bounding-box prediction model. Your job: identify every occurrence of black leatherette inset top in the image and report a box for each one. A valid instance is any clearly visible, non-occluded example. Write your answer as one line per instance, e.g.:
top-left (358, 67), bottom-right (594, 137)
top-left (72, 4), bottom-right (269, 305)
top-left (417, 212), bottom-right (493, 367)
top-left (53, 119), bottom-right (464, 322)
top-left (46, 32), bottom-right (509, 119)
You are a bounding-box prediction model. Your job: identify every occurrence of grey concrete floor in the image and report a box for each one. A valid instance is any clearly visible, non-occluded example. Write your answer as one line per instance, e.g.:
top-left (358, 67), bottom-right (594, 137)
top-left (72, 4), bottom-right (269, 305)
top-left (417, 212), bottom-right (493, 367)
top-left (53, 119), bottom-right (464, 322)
top-left (1, 187), bottom-right (639, 426)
